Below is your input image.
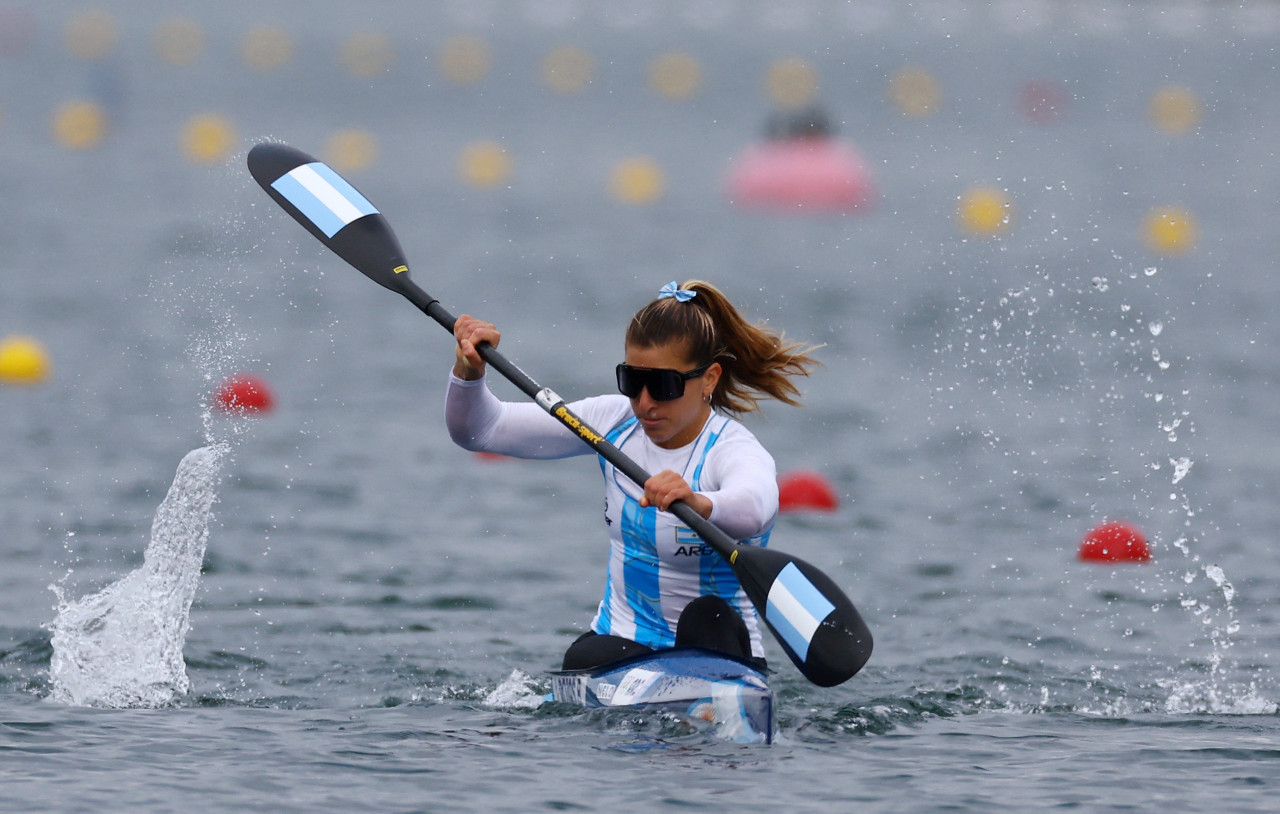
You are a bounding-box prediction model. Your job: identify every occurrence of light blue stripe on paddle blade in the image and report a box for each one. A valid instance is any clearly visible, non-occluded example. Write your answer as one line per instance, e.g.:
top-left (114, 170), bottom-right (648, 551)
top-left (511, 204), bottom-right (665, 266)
top-left (270, 162), bottom-right (377, 238)
top-left (765, 562), bottom-right (836, 662)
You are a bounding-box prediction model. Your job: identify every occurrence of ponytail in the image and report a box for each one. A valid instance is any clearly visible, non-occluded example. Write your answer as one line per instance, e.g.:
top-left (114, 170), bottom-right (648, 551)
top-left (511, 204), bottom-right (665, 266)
top-left (625, 280), bottom-right (820, 416)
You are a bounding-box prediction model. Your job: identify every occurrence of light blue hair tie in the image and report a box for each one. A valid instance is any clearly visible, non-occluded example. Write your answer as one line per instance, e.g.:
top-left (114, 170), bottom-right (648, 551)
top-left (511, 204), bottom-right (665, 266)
top-left (658, 281), bottom-right (697, 302)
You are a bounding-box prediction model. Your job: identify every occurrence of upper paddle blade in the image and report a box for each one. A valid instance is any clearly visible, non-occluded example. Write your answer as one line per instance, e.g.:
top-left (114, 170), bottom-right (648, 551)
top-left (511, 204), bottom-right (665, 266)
top-left (731, 545), bottom-right (872, 687)
top-left (247, 142), bottom-right (411, 291)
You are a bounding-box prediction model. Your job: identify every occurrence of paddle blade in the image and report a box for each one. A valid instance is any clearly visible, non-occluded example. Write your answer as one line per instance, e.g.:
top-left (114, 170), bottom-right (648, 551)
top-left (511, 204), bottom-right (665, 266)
top-left (247, 142), bottom-right (411, 291)
top-left (731, 545), bottom-right (872, 687)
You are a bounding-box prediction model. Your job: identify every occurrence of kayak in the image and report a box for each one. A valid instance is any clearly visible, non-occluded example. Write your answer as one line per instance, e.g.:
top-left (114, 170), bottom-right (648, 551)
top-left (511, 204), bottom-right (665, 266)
top-left (548, 646), bottom-right (774, 743)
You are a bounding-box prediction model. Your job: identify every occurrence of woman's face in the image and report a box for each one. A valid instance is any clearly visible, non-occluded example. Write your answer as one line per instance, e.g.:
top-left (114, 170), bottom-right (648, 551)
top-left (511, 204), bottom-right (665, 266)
top-left (623, 341), bottom-right (720, 449)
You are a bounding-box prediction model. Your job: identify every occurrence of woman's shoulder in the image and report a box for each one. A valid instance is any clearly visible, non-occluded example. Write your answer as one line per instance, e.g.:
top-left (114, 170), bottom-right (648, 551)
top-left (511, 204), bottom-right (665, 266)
top-left (707, 415), bottom-right (774, 458)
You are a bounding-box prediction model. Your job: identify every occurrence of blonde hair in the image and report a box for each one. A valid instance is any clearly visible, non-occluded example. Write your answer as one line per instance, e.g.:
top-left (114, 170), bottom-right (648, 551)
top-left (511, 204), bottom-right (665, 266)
top-left (625, 280), bottom-right (819, 416)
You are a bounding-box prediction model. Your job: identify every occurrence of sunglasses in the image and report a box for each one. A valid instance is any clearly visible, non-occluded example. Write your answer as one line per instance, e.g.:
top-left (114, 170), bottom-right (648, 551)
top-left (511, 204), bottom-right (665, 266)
top-left (615, 361), bottom-right (713, 401)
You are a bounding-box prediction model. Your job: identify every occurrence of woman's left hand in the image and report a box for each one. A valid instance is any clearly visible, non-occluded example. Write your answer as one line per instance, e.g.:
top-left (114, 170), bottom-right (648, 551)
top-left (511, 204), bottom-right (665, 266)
top-left (641, 470), bottom-right (713, 519)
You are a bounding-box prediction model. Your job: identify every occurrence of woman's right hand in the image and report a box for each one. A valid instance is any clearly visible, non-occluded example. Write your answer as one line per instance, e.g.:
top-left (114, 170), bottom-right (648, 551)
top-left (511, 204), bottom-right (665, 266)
top-left (452, 314), bottom-right (500, 380)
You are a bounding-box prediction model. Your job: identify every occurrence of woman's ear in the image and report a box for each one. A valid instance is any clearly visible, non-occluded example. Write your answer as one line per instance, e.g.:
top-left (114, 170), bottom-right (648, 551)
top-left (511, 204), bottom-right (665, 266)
top-left (702, 362), bottom-right (722, 400)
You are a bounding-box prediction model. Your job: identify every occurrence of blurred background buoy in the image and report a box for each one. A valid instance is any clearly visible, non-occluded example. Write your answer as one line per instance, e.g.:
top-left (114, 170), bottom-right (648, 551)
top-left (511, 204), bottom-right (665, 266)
top-left (888, 66), bottom-right (941, 117)
top-left (64, 8), bottom-right (117, 61)
top-left (957, 185), bottom-right (1013, 236)
top-left (0, 335), bottom-right (51, 384)
top-left (340, 31), bottom-right (393, 79)
top-left (542, 46), bottom-right (593, 94)
top-left (459, 140), bottom-right (512, 188)
top-left (1078, 521), bottom-right (1151, 563)
top-left (1017, 79), bottom-right (1068, 125)
top-left (53, 100), bottom-right (107, 150)
top-left (212, 373), bottom-right (274, 415)
top-left (650, 51), bottom-right (702, 101)
top-left (182, 113), bottom-right (235, 164)
top-left (609, 156), bottom-right (665, 205)
top-left (1143, 206), bottom-right (1197, 255)
top-left (438, 35), bottom-right (491, 85)
top-left (765, 58), bottom-right (819, 110)
top-left (778, 469), bottom-right (839, 512)
top-left (0, 5), bottom-right (36, 56)
top-left (1149, 84), bottom-right (1201, 135)
top-left (242, 25), bottom-right (292, 72)
top-left (153, 18), bottom-right (205, 67)
top-left (326, 128), bottom-right (378, 173)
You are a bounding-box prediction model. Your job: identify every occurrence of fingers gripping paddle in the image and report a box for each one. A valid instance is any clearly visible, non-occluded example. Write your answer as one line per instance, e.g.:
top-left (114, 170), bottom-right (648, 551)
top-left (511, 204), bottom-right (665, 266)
top-left (247, 142), bottom-right (873, 687)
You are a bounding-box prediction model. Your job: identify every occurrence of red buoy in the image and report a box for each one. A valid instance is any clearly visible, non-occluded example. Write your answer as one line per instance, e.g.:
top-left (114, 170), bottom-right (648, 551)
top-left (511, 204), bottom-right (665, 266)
top-left (1079, 521), bottom-right (1151, 563)
top-left (212, 373), bottom-right (274, 415)
top-left (778, 469), bottom-right (839, 512)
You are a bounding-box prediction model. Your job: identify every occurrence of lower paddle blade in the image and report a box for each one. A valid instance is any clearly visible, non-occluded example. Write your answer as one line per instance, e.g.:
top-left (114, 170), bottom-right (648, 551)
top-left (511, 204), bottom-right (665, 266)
top-left (731, 545), bottom-right (872, 687)
top-left (247, 142), bottom-right (411, 291)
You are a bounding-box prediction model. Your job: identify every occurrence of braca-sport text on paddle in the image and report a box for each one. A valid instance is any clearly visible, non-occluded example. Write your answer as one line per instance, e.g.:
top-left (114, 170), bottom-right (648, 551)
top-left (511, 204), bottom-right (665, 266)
top-left (247, 141), bottom-right (872, 686)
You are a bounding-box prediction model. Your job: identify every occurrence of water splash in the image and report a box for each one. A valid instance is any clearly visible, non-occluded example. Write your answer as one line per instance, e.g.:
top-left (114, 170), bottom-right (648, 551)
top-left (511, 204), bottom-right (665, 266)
top-left (483, 669), bottom-right (546, 709)
top-left (47, 444), bottom-right (228, 708)
top-left (1146, 300), bottom-right (1259, 714)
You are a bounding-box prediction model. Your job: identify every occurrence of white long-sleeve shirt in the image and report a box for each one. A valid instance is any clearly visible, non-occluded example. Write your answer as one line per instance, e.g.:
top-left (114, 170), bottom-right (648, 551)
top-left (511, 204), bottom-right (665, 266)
top-left (445, 372), bottom-right (778, 657)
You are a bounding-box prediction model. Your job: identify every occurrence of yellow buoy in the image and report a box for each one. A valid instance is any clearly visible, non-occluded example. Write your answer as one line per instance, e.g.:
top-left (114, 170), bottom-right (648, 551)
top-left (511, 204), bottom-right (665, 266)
top-left (610, 157), bottom-right (665, 205)
top-left (543, 46), bottom-right (593, 94)
top-left (459, 141), bottom-right (512, 188)
top-left (650, 52), bottom-right (702, 101)
top-left (957, 186), bottom-right (1012, 236)
top-left (183, 114), bottom-right (235, 164)
top-left (154, 18), bottom-right (204, 66)
top-left (326, 129), bottom-right (378, 173)
top-left (0, 335), bottom-right (51, 384)
top-left (766, 58), bottom-right (818, 110)
top-left (1143, 206), bottom-right (1197, 255)
top-left (341, 31), bottom-right (392, 79)
top-left (242, 26), bottom-right (292, 72)
top-left (64, 9), bottom-right (117, 61)
top-left (438, 35), bottom-right (491, 85)
top-left (889, 66), bottom-right (942, 117)
top-left (1149, 85), bottom-right (1200, 135)
top-left (53, 101), bottom-right (107, 150)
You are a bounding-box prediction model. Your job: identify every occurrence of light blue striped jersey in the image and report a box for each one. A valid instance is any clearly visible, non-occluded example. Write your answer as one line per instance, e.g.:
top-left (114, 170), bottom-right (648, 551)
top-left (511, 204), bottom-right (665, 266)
top-left (443, 378), bottom-right (778, 659)
top-left (589, 409), bottom-right (773, 658)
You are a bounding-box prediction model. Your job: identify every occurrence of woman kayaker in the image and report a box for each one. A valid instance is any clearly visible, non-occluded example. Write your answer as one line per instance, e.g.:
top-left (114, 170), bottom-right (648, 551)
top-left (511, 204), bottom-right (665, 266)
top-left (446, 280), bottom-right (818, 670)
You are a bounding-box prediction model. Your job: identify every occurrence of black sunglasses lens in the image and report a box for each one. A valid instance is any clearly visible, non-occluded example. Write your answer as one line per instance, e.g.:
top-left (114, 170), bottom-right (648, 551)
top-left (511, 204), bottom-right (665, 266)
top-left (647, 370), bottom-right (682, 400)
top-left (615, 364), bottom-right (639, 397)
top-left (616, 365), bottom-right (683, 401)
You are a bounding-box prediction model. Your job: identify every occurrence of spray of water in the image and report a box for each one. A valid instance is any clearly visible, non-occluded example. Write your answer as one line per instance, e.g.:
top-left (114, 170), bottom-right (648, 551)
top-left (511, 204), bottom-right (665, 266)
top-left (484, 669), bottom-right (547, 710)
top-left (1134, 267), bottom-right (1269, 713)
top-left (48, 444), bottom-right (228, 708)
top-left (46, 173), bottom-right (263, 707)
top-left (932, 239), bottom-right (1270, 715)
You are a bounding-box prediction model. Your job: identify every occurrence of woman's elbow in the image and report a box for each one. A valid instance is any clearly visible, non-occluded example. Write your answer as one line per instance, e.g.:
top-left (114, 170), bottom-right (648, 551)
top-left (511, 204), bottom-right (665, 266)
top-left (447, 423), bottom-right (486, 451)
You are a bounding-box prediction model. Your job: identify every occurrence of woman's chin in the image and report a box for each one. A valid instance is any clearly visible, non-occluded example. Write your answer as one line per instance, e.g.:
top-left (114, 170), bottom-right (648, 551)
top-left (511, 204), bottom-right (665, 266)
top-left (638, 422), bottom-right (669, 444)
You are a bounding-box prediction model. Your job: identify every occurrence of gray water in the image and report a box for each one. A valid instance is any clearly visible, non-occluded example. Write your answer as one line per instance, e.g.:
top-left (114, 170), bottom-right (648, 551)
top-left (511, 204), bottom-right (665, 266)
top-left (3, 2), bottom-right (1280, 811)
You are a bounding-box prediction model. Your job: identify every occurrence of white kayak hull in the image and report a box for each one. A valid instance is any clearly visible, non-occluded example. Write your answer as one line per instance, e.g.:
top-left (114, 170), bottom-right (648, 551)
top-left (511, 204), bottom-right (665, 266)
top-left (548, 647), bottom-right (774, 743)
